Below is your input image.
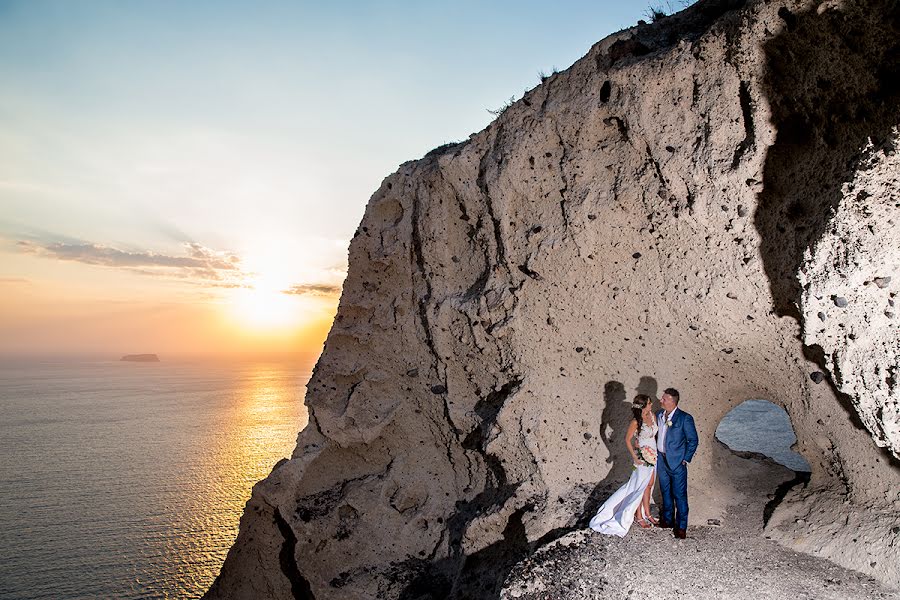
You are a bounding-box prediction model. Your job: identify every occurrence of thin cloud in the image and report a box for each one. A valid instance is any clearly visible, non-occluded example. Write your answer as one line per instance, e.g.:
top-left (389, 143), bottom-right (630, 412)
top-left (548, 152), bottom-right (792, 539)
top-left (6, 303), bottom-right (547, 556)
top-left (281, 283), bottom-right (342, 297)
top-left (0, 277), bottom-right (30, 284)
top-left (1, 223), bottom-right (85, 247)
top-left (17, 240), bottom-right (248, 284)
top-left (124, 267), bottom-right (252, 288)
top-left (15, 238), bottom-right (341, 297)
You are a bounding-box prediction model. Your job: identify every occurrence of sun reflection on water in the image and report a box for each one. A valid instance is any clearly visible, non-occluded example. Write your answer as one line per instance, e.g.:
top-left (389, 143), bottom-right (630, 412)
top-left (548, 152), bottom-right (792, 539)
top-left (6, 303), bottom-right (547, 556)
top-left (0, 357), bottom-right (312, 600)
top-left (167, 362), bottom-right (309, 597)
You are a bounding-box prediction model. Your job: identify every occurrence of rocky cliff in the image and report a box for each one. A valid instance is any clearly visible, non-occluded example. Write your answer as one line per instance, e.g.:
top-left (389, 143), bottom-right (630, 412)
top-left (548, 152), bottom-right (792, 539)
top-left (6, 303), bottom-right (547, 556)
top-left (204, 0), bottom-right (900, 597)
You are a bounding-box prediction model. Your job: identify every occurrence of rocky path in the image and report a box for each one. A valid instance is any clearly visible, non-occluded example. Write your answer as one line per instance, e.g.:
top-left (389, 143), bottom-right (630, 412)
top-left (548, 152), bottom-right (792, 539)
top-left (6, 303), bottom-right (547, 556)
top-left (501, 500), bottom-right (899, 600)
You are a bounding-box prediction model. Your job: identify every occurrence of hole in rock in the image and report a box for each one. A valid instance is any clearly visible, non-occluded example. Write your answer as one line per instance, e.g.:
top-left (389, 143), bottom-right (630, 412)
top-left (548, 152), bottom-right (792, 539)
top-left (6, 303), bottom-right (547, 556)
top-left (715, 399), bottom-right (810, 472)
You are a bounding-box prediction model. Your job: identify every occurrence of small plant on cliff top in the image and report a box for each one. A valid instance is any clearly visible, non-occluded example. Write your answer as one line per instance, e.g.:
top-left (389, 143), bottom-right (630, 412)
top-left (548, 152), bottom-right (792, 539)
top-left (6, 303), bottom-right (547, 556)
top-left (487, 95), bottom-right (517, 117)
top-left (425, 141), bottom-right (461, 158)
top-left (643, 0), bottom-right (695, 22)
top-left (538, 66), bottom-right (559, 83)
top-left (644, 4), bottom-right (667, 21)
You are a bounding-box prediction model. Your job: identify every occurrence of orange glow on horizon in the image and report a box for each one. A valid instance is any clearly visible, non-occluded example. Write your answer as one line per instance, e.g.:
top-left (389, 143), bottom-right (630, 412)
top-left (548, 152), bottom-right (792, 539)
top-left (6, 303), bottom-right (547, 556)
top-left (0, 273), bottom-right (340, 356)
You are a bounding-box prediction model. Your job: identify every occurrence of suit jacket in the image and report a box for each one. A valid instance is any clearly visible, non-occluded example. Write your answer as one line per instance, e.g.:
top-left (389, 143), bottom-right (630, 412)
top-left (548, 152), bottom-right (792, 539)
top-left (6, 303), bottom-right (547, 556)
top-left (657, 408), bottom-right (699, 468)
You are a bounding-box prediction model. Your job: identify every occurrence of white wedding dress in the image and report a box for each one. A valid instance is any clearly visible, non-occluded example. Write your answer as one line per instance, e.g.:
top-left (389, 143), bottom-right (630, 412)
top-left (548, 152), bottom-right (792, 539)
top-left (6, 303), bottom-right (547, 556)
top-left (588, 421), bottom-right (658, 537)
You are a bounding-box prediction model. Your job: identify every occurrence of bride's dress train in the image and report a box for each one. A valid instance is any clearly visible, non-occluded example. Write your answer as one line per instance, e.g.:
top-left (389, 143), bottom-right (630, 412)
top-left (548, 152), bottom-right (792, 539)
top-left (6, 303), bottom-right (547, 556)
top-left (588, 464), bottom-right (655, 537)
top-left (588, 421), bottom-right (658, 537)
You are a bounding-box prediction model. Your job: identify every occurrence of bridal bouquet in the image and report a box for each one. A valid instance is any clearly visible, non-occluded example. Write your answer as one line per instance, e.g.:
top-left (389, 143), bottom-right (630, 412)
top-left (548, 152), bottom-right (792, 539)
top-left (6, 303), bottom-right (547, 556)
top-left (637, 445), bottom-right (657, 467)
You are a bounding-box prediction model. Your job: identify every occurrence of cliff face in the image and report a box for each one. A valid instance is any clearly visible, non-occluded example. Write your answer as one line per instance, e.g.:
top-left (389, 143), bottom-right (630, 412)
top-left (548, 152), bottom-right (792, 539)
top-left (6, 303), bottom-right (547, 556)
top-left (204, 1), bottom-right (900, 598)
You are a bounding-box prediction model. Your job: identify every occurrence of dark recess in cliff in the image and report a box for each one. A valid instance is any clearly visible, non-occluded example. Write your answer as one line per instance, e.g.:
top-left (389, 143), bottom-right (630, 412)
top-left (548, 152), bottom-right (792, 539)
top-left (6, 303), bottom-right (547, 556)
top-left (275, 508), bottom-right (316, 600)
top-left (755, 1), bottom-right (900, 320)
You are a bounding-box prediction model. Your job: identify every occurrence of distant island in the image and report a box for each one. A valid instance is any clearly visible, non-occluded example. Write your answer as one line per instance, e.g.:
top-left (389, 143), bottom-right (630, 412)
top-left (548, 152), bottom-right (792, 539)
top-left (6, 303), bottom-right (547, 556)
top-left (120, 354), bottom-right (160, 362)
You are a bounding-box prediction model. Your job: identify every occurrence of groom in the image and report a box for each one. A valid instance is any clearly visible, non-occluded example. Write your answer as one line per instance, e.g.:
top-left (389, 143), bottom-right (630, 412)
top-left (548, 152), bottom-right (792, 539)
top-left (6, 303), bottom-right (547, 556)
top-left (656, 388), bottom-right (699, 539)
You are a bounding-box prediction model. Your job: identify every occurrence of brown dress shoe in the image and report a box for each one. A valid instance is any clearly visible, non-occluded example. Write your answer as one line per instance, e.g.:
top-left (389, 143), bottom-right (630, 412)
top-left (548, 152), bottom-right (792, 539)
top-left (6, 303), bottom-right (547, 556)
top-left (674, 528), bottom-right (686, 539)
top-left (658, 520), bottom-right (673, 529)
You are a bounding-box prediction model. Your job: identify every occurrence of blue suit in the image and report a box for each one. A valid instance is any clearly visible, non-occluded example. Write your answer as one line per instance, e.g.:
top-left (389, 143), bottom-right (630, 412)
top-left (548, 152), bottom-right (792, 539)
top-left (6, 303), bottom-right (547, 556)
top-left (656, 408), bottom-right (699, 529)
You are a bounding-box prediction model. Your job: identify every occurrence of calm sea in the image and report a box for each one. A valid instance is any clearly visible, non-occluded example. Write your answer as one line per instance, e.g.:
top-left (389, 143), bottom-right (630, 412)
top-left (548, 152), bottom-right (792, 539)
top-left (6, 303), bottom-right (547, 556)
top-left (0, 355), bottom-right (311, 600)
top-left (715, 399), bottom-right (811, 472)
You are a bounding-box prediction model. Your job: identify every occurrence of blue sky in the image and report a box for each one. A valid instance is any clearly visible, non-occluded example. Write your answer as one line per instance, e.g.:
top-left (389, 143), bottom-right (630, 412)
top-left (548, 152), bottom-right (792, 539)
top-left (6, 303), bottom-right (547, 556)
top-left (0, 0), bottom-right (671, 352)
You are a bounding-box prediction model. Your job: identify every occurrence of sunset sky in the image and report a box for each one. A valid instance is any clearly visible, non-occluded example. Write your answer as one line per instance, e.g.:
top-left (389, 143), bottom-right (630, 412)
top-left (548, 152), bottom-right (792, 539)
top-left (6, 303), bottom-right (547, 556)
top-left (0, 0), bottom-right (652, 356)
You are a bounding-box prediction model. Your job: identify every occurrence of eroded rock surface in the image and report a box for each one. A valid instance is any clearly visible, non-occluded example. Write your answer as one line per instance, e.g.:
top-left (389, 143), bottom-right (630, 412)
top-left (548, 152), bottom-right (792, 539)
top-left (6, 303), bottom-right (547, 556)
top-left (204, 1), bottom-right (900, 598)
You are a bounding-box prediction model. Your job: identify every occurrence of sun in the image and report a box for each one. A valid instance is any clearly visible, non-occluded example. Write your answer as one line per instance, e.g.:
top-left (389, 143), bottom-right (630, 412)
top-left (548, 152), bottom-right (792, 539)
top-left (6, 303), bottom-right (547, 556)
top-left (228, 274), bottom-right (304, 331)
top-left (222, 243), bottom-right (342, 336)
top-left (230, 287), bottom-right (299, 330)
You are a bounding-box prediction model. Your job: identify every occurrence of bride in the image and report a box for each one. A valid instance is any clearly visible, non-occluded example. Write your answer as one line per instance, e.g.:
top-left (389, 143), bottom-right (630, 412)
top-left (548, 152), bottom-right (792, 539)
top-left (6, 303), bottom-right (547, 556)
top-left (589, 394), bottom-right (659, 536)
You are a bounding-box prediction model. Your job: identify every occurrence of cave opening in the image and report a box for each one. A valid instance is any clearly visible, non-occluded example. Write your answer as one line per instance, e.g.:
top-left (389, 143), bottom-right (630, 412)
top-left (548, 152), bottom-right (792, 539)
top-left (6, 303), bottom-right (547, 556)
top-left (715, 399), bottom-right (810, 473)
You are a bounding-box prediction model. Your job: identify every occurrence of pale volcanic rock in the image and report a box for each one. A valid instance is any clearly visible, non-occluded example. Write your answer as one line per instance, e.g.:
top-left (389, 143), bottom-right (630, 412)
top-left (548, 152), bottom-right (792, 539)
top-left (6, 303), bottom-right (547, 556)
top-left (799, 137), bottom-right (900, 458)
top-left (204, 0), bottom-right (900, 598)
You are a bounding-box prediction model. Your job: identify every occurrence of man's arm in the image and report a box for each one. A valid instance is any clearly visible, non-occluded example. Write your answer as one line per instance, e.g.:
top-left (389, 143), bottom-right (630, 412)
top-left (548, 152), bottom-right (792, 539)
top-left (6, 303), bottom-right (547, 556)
top-left (683, 414), bottom-right (699, 463)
